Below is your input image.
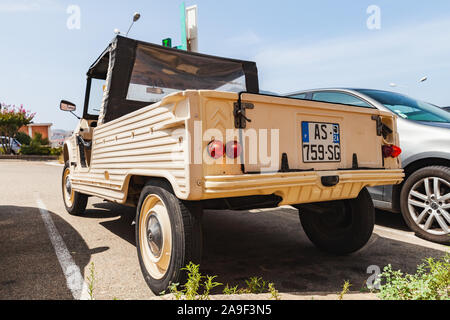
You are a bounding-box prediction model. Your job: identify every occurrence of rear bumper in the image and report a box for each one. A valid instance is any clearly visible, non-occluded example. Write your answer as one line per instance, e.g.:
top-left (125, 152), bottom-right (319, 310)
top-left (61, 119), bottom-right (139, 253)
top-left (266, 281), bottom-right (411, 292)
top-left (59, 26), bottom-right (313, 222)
top-left (201, 169), bottom-right (404, 205)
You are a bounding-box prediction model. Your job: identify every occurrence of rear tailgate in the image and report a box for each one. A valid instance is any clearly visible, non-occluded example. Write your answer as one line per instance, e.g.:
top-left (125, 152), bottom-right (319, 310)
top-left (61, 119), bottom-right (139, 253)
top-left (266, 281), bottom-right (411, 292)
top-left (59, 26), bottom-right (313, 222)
top-left (236, 93), bottom-right (399, 173)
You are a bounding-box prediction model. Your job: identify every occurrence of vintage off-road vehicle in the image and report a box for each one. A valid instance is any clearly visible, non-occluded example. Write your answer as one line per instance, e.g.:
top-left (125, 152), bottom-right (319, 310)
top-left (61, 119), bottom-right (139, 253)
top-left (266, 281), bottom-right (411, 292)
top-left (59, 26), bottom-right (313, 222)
top-left (60, 36), bottom-right (404, 294)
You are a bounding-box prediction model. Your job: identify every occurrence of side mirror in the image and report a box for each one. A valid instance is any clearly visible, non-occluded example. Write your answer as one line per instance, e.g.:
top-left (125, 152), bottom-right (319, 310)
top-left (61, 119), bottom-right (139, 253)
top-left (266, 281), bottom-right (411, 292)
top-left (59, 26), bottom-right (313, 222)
top-left (60, 100), bottom-right (76, 112)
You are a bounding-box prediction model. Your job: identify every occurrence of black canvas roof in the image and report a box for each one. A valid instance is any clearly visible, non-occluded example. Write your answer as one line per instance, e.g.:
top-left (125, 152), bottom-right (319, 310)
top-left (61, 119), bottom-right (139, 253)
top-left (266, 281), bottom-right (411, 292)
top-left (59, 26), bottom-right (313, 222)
top-left (85, 36), bottom-right (259, 123)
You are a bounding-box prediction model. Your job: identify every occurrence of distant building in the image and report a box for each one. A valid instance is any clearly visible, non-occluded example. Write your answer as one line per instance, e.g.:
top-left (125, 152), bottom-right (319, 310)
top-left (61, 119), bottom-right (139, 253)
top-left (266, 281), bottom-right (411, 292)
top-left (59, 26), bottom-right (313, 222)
top-left (19, 123), bottom-right (52, 140)
top-left (50, 129), bottom-right (73, 147)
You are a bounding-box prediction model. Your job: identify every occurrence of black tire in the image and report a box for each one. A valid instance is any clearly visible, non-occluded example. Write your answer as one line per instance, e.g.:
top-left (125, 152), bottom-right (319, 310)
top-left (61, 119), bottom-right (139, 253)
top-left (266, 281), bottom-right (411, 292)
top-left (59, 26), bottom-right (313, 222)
top-left (400, 166), bottom-right (450, 245)
top-left (61, 161), bottom-right (88, 216)
top-left (295, 188), bottom-right (374, 255)
top-left (135, 180), bottom-right (202, 295)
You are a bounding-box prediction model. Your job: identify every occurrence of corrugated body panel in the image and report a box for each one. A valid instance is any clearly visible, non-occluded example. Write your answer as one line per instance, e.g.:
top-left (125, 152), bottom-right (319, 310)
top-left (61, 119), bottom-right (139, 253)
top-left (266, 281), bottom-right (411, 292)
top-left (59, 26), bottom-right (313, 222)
top-left (71, 95), bottom-right (189, 203)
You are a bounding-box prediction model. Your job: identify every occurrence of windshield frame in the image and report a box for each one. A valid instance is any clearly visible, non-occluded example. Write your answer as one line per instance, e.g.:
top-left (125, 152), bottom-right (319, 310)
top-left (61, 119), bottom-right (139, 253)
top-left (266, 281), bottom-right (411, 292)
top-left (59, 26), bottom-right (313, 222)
top-left (83, 77), bottom-right (96, 120)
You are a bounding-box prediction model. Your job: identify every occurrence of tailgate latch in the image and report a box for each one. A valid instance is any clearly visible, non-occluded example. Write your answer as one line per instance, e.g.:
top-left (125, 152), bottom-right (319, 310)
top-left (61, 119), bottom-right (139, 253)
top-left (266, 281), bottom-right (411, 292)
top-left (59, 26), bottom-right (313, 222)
top-left (371, 115), bottom-right (393, 138)
top-left (371, 115), bottom-right (383, 136)
top-left (234, 102), bottom-right (254, 129)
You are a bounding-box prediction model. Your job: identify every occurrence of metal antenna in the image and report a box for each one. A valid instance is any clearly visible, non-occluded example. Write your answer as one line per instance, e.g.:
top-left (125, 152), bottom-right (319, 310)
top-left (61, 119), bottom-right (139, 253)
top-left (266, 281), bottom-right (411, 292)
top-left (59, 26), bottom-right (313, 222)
top-left (125, 12), bottom-right (141, 37)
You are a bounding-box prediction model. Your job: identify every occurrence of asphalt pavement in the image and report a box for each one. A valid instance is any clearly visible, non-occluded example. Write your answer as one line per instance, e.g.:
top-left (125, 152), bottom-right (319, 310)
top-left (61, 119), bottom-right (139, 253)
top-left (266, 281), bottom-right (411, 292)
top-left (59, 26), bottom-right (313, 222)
top-left (0, 160), bottom-right (448, 300)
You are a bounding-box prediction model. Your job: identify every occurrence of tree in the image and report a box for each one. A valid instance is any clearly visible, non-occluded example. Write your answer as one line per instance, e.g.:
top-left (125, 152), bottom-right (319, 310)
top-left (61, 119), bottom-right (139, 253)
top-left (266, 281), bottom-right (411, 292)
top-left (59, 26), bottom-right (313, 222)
top-left (0, 103), bottom-right (35, 154)
top-left (20, 133), bottom-right (51, 155)
top-left (15, 131), bottom-right (32, 145)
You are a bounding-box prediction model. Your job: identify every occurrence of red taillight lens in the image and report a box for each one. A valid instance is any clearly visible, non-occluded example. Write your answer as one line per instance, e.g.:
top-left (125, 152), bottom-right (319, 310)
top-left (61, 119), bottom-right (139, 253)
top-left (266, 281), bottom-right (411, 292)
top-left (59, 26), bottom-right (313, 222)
top-left (225, 141), bottom-right (242, 159)
top-left (382, 145), bottom-right (402, 158)
top-left (207, 140), bottom-right (224, 159)
top-left (391, 145), bottom-right (402, 158)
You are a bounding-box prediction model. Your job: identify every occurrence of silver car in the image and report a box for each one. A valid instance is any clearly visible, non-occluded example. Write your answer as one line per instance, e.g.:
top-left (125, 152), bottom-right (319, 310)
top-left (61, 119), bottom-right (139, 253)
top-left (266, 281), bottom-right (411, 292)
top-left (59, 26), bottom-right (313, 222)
top-left (0, 136), bottom-right (21, 154)
top-left (286, 88), bottom-right (450, 244)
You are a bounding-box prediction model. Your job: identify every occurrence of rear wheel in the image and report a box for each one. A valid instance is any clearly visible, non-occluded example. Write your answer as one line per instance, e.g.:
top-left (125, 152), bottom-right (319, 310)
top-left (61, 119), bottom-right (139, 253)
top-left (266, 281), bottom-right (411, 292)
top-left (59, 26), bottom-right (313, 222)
top-left (295, 188), bottom-right (374, 255)
top-left (61, 161), bottom-right (88, 215)
top-left (400, 166), bottom-right (450, 244)
top-left (136, 181), bottom-right (202, 295)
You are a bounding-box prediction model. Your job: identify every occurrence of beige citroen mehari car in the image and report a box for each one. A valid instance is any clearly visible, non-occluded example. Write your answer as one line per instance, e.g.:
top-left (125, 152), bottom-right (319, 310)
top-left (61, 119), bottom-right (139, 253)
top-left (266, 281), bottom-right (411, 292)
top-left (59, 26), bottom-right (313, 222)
top-left (60, 36), bottom-right (404, 294)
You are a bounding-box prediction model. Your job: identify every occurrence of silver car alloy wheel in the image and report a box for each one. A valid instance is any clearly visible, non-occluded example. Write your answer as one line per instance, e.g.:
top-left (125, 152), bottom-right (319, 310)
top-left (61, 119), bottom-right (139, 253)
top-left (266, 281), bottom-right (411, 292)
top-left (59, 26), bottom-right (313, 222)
top-left (407, 177), bottom-right (450, 235)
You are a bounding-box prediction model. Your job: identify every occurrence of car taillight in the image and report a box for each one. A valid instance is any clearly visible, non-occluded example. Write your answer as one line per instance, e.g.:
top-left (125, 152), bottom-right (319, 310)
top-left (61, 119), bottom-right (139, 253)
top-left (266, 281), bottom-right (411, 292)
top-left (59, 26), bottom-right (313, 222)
top-left (382, 145), bottom-right (402, 158)
top-left (225, 140), bottom-right (242, 159)
top-left (207, 140), bottom-right (224, 159)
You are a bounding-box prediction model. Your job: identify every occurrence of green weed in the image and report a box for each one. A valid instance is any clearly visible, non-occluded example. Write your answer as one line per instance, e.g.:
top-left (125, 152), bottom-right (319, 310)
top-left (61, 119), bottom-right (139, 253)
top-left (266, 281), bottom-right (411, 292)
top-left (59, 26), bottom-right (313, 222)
top-left (376, 253), bottom-right (450, 300)
top-left (338, 280), bottom-right (351, 300)
top-left (87, 262), bottom-right (96, 300)
top-left (165, 262), bottom-right (222, 300)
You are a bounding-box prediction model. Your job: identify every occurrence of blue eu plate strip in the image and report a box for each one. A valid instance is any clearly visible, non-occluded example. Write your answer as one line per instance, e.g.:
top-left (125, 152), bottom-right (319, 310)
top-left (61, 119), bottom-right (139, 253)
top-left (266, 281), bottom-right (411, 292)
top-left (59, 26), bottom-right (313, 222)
top-left (333, 124), bottom-right (340, 143)
top-left (302, 122), bottom-right (309, 143)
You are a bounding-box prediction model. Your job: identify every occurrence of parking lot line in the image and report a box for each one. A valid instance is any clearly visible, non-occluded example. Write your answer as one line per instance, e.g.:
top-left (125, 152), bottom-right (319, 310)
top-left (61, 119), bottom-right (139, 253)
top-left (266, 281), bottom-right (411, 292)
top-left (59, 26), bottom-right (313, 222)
top-left (373, 225), bottom-right (449, 252)
top-left (36, 197), bottom-right (90, 300)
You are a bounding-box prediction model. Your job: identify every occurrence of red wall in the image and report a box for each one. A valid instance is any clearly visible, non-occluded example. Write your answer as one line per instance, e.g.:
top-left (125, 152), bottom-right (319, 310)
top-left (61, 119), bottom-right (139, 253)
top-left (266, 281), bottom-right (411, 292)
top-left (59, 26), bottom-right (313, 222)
top-left (19, 125), bottom-right (51, 139)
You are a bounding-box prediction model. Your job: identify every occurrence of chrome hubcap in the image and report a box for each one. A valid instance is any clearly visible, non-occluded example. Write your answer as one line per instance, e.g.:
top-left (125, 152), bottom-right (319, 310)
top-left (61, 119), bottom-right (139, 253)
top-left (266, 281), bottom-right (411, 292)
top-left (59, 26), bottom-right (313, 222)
top-left (65, 176), bottom-right (72, 195)
top-left (408, 177), bottom-right (450, 235)
top-left (146, 215), bottom-right (163, 258)
top-left (63, 168), bottom-right (74, 207)
top-left (139, 194), bottom-right (172, 280)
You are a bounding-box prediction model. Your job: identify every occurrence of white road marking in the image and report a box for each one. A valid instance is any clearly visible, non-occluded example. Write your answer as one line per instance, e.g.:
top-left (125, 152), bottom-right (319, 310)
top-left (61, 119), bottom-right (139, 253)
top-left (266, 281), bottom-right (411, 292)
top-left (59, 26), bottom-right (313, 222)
top-left (374, 225), bottom-right (449, 252)
top-left (373, 225), bottom-right (415, 238)
top-left (36, 198), bottom-right (90, 300)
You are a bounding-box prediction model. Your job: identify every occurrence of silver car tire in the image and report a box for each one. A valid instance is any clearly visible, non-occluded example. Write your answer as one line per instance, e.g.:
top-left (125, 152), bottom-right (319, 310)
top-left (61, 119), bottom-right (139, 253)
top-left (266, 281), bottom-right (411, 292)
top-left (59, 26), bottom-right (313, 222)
top-left (400, 166), bottom-right (450, 244)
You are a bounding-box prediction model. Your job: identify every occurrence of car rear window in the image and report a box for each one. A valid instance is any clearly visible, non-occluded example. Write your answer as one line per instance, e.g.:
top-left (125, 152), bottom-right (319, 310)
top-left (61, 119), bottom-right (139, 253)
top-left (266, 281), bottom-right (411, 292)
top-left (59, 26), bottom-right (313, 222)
top-left (312, 92), bottom-right (372, 108)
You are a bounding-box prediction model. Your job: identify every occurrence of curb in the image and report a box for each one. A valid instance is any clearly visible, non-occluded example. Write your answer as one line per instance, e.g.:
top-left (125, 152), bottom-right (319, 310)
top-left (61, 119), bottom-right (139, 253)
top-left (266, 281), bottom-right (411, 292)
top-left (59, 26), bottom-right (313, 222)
top-left (0, 155), bottom-right (58, 161)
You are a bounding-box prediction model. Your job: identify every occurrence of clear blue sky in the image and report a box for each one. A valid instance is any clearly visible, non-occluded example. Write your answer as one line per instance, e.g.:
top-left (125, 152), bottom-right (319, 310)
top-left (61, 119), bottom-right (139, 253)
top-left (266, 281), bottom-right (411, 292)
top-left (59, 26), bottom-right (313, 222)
top-left (1, 0), bottom-right (450, 129)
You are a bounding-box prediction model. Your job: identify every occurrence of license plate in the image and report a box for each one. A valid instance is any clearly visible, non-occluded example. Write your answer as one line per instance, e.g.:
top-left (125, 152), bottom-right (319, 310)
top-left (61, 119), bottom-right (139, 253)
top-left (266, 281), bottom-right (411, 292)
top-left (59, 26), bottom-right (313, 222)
top-left (301, 121), bottom-right (341, 163)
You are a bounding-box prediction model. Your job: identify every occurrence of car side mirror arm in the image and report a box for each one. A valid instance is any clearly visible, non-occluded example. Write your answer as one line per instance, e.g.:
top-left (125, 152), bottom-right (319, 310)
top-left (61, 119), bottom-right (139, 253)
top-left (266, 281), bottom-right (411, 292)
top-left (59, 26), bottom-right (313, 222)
top-left (69, 110), bottom-right (81, 120)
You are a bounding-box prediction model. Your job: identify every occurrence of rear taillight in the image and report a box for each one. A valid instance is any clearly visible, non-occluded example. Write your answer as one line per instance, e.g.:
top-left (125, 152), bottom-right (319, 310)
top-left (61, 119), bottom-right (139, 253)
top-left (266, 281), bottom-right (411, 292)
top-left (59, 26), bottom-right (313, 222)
top-left (207, 140), bottom-right (243, 159)
top-left (382, 145), bottom-right (402, 158)
top-left (207, 140), bottom-right (225, 159)
top-left (225, 140), bottom-right (242, 159)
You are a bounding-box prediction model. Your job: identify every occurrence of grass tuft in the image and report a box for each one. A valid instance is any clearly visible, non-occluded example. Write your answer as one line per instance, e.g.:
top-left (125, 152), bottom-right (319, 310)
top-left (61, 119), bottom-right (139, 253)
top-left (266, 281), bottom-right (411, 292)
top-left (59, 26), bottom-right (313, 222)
top-left (338, 280), bottom-right (351, 300)
top-left (87, 262), bottom-right (96, 300)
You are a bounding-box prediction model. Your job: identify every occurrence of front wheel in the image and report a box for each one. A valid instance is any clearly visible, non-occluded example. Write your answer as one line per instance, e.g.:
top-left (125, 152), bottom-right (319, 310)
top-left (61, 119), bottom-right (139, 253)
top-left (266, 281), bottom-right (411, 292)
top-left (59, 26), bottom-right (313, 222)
top-left (295, 188), bottom-right (375, 255)
top-left (136, 182), bottom-right (202, 295)
top-left (61, 161), bottom-right (88, 215)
